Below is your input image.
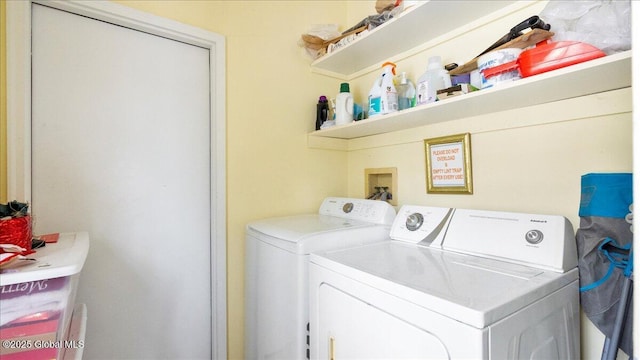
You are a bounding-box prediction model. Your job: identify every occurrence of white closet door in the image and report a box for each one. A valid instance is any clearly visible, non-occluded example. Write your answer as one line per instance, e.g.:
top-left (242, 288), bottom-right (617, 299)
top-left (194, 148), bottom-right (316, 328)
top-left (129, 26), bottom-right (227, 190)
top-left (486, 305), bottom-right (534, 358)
top-left (31, 4), bottom-right (212, 359)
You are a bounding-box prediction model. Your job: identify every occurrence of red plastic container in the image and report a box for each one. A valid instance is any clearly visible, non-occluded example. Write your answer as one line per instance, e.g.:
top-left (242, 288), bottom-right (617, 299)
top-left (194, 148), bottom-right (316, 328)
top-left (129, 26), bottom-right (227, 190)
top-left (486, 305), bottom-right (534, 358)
top-left (482, 41), bottom-right (606, 79)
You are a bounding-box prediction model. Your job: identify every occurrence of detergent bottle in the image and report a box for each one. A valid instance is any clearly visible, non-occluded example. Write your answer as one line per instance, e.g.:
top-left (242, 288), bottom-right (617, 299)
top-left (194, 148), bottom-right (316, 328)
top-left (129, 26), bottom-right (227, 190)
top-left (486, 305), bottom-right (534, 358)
top-left (368, 62), bottom-right (398, 117)
top-left (396, 72), bottom-right (416, 110)
top-left (315, 95), bottom-right (329, 130)
top-left (335, 83), bottom-right (354, 126)
top-left (415, 56), bottom-right (451, 106)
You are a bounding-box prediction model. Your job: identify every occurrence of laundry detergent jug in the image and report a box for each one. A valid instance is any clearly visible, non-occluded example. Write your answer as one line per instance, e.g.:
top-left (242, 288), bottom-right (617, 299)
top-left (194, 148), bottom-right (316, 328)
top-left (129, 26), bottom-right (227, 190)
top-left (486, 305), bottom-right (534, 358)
top-left (335, 83), bottom-right (354, 126)
top-left (416, 56), bottom-right (451, 106)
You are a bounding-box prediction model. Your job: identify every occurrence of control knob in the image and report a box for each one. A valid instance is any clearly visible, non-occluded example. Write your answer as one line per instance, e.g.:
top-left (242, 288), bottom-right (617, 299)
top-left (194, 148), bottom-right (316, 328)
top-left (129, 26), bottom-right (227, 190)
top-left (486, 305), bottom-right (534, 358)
top-left (406, 213), bottom-right (424, 231)
top-left (525, 229), bottom-right (544, 244)
top-left (342, 203), bottom-right (354, 213)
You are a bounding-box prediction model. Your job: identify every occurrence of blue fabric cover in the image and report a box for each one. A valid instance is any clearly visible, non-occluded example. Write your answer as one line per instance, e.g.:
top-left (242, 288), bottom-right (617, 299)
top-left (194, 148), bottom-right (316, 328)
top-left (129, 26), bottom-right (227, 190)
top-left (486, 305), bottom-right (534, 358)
top-left (579, 173), bottom-right (633, 218)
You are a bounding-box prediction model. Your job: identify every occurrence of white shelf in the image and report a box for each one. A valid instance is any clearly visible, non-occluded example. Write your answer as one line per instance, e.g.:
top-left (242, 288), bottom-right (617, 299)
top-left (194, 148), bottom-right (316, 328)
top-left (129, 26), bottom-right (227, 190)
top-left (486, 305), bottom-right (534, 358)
top-left (308, 51), bottom-right (632, 140)
top-left (311, 0), bottom-right (517, 78)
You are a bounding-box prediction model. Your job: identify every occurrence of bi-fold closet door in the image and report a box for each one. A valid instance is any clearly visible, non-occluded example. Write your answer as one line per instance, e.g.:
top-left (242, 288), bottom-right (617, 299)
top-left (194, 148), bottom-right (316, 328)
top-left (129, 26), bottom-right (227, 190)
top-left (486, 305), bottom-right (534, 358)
top-left (30, 3), bottom-right (219, 358)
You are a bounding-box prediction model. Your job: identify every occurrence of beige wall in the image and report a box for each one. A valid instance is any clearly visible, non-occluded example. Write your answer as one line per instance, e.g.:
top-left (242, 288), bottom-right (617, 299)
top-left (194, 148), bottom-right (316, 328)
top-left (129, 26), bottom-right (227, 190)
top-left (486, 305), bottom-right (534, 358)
top-left (1, 1), bottom-right (633, 359)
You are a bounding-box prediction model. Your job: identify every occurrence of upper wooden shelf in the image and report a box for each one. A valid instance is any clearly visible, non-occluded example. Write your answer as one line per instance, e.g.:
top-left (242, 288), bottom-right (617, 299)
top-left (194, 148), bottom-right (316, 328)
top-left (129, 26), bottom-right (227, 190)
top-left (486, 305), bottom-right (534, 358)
top-left (310, 0), bottom-right (517, 78)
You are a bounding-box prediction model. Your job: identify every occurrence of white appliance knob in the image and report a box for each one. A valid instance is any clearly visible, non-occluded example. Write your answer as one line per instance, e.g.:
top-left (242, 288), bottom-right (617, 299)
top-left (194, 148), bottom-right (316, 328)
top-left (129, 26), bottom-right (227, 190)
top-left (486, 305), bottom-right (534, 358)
top-left (406, 213), bottom-right (424, 231)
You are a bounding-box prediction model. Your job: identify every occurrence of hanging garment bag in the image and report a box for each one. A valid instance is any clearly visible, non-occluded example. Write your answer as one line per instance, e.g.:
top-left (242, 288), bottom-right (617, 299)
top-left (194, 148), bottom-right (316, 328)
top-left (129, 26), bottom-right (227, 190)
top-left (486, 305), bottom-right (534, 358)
top-left (576, 173), bottom-right (633, 358)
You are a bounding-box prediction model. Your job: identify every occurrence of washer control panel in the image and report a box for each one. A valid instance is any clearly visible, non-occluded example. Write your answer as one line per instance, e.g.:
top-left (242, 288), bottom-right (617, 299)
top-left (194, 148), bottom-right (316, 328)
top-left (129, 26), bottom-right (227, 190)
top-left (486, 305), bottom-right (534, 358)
top-left (319, 197), bottom-right (396, 225)
top-left (342, 203), bottom-right (354, 214)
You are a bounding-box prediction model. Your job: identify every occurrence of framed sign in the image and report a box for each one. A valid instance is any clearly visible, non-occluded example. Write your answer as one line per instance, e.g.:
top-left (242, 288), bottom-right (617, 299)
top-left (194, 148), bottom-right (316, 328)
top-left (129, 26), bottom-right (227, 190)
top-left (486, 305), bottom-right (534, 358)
top-left (424, 133), bottom-right (473, 194)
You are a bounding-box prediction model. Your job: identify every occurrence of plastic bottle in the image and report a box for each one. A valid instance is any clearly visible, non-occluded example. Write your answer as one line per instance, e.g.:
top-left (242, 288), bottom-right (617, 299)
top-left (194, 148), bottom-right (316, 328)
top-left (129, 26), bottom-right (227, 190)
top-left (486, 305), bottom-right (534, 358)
top-left (368, 79), bottom-right (382, 117)
top-left (368, 62), bottom-right (398, 117)
top-left (415, 56), bottom-right (452, 106)
top-left (396, 72), bottom-right (416, 110)
top-left (330, 98), bottom-right (336, 120)
top-left (335, 83), bottom-right (354, 126)
top-left (315, 95), bottom-right (329, 130)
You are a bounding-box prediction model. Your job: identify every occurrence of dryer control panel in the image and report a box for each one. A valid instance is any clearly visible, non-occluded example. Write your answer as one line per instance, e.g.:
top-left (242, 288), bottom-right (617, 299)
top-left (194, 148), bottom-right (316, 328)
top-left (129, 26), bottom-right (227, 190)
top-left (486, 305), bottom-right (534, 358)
top-left (389, 205), bottom-right (453, 246)
top-left (443, 208), bottom-right (577, 273)
top-left (389, 205), bottom-right (577, 273)
top-left (319, 197), bottom-right (396, 225)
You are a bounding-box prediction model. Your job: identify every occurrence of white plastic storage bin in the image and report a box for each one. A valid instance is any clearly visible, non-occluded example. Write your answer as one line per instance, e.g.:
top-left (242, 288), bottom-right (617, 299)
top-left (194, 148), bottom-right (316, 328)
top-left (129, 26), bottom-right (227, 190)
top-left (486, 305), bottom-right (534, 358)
top-left (0, 232), bottom-right (89, 360)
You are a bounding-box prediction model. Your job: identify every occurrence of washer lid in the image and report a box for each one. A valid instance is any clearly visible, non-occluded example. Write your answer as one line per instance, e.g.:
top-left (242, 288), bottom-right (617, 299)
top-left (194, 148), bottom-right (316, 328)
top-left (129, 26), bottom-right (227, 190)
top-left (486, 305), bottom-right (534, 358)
top-left (247, 214), bottom-right (375, 243)
top-left (311, 241), bottom-right (578, 328)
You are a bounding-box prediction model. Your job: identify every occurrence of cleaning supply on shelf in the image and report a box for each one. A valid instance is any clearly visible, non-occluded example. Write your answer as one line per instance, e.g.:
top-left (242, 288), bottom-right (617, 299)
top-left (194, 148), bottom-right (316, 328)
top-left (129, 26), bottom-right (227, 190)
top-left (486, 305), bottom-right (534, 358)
top-left (368, 62), bottom-right (398, 117)
top-left (368, 78), bottom-right (382, 117)
top-left (330, 98), bottom-right (336, 120)
top-left (315, 95), bottom-right (329, 130)
top-left (416, 56), bottom-right (452, 106)
top-left (395, 72), bottom-right (416, 110)
top-left (335, 83), bottom-right (354, 126)
top-left (477, 48), bottom-right (522, 89)
top-left (353, 103), bottom-right (365, 121)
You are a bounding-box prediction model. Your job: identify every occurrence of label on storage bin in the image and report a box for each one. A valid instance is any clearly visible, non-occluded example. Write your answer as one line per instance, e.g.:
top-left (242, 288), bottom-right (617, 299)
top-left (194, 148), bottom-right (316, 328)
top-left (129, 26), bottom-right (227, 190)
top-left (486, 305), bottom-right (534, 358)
top-left (0, 276), bottom-right (68, 300)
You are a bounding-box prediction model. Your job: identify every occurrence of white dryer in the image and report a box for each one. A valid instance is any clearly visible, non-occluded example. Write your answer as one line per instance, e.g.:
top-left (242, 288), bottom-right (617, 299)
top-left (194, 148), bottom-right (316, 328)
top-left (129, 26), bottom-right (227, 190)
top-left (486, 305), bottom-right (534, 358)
top-left (309, 205), bottom-right (580, 359)
top-left (245, 197), bottom-right (396, 360)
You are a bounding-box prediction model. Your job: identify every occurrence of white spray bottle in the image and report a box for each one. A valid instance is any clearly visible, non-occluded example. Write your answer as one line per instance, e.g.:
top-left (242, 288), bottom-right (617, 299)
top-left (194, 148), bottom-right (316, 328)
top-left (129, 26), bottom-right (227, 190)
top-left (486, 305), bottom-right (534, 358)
top-left (368, 62), bottom-right (398, 117)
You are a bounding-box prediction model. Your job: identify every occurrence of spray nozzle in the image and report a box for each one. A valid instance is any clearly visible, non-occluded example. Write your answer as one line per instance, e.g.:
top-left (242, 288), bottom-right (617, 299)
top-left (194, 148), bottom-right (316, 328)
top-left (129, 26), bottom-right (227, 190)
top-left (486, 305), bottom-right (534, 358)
top-left (382, 61), bottom-right (397, 76)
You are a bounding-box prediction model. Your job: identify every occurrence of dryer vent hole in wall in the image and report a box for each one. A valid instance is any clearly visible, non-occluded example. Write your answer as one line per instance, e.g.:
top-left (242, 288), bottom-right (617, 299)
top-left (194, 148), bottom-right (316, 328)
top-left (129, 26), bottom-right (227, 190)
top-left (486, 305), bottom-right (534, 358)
top-left (365, 167), bottom-right (397, 206)
top-left (367, 186), bottom-right (392, 201)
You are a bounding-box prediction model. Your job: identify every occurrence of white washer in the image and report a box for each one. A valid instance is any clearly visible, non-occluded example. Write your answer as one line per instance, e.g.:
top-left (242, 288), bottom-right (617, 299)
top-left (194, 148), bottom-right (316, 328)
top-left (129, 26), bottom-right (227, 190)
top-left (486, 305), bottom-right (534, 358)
top-left (245, 197), bottom-right (396, 360)
top-left (310, 205), bottom-right (580, 359)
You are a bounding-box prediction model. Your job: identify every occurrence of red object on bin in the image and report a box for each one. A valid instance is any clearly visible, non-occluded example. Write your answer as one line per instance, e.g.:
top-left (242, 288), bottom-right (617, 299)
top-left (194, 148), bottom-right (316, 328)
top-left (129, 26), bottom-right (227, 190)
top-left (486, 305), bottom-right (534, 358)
top-left (0, 215), bottom-right (32, 251)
